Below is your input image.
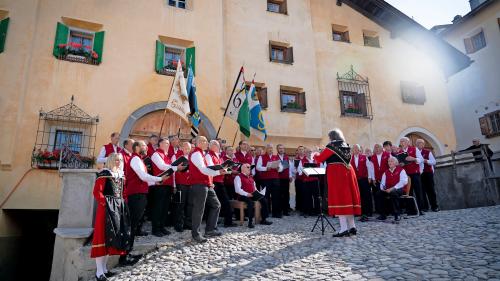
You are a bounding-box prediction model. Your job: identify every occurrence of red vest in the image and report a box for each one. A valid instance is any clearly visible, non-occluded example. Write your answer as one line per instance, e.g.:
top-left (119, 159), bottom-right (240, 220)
top-left (174, 154), bottom-right (190, 186)
top-left (223, 154), bottom-right (238, 187)
top-left (126, 153), bottom-right (149, 195)
top-left (384, 166), bottom-right (404, 190)
top-left (300, 157), bottom-right (319, 182)
top-left (147, 143), bottom-right (157, 157)
top-left (371, 152), bottom-right (390, 182)
top-left (400, 146), bottom-right (419, 175)
top-left (151, 149), bottom-right (174, 186)
top-left (167, 146), bottom-right (183, 159)
top-left (350, 154), bottom-right (368, 179)
top-left (238, 173), bottom-right (256, 194)
top-left (421, 149), bottom-right (434, 174)
top-left (104, 143), bottom-right (122, 157)
top-left (235, 151), bottom-right (253, 165)
top-left (120, 150), bottom-right (133, 197)
top-left (189, 147), bottom-right (211, 185)
top-left (278, 154), bottom-right (290, 179)
top-left (208, 151), bottom-right (224, 183)
top-left (259, 154), bottom-right (280, 180)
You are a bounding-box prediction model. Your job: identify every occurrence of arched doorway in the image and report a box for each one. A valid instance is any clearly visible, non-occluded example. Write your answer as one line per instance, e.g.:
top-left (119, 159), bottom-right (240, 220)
top-left (406, 133), bottom-right (434, 153)
top-left (120, 101), bottom-right (216, 143)
top-left (396, 127), bottom-right (444, 156)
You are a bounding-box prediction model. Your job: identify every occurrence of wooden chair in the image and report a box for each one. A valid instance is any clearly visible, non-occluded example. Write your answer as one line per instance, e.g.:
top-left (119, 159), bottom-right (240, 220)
top-left (230, 200), bottom-right (262, 226)
top-left (400, 176), bottom-right (420, 218)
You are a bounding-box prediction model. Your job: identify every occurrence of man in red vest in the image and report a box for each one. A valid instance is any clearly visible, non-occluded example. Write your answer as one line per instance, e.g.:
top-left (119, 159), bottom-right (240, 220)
top-left (235, 140), bottom-right (253, 165)
top-left (416, 139), bottom-right (439, 212)
top-left (97, 132), bottom-right (122, 164)
top-left (151, 138), bottom-right (187, 237)
top-left (256, 144), bottom-right (283, 218)
top-left (120, 138), bottom-right (135, 200)
top-left (370, 143), bottom-right (390, 214)
top-left (376, 157), bottom-right (408, 221)
top-left (172, 141), bottom-right (192, 232)
top-left (146, 134), bottom-right (159, 158)
top-left (277, 144), bottom-right (292, 216)
top-left (398, 137), bottom-right (425, 215)
top-left (167, 135), bottom-right (182, 159)
top-left (350, 144), bottom-right (373, 221)
top-left (188, 136), bottom-right (227, 243)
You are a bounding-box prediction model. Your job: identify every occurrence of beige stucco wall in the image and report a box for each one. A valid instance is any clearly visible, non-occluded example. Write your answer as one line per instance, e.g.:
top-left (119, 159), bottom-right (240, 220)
top-left (441, 1), bottom-right (500, 151)
top-left (0, 0), bottom-right (458, 237)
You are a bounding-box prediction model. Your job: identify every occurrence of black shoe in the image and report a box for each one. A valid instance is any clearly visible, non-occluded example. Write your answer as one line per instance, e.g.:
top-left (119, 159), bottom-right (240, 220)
top-left (421, 209), bottom-right (429, 212)
top-left (377, 215), bottom-right (387, 221)
top-left (359, 215), bottom-right (369, 222)
top-left (272, 215), bottom-right (283, 219)
top-left (394, 215), bottom-right (401, 222)
top-left (332, 230), bottom-right (350, 238)
top-left (205, 231), bottom-right (223, 237)
top-left (118, 255), bottom-right (139, 267)
top-left (136, 230), bottom-right (149, 236)
top-left (104, 270), bottom-right (117, 278)
top-left (152, 230), bottom-right (165, 237)
top-left (96, 274), bottom-right (108, 281)
top-left (261, 220), bottom-right (273, 225)
top-left (129, 254), bottom-right (143, 259)
top-left (193, 236), bottom-right (207, 243)
top-left (419, 211), bottom-right (425, 216)
top-left (349, 227), bottom-right (357, 235)
top-left (224, 223), bottom-right (238, 228)
top-left (161, 228), bottom-right (171, 235)
top-left (432, 207), bottom-right (440, 212)
top-left (248, 222), bottom-right (255, 228)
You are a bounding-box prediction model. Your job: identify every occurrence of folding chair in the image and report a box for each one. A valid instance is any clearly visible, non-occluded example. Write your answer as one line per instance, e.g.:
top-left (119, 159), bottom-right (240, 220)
top-left (399, 176), bottom-right (420, 218)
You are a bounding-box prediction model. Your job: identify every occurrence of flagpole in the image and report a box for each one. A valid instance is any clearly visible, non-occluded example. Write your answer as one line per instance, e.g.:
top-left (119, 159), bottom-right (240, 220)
top-left (232, 129), bottom-right (239, 147)
top-left (159, 60), bottom-right (182, 138)
top-left (215, 66), bottom-right (244, 139)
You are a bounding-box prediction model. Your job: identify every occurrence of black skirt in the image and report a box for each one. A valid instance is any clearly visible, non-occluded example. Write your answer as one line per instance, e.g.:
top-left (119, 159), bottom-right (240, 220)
top-left (105, 196), bottom-right (131, 251)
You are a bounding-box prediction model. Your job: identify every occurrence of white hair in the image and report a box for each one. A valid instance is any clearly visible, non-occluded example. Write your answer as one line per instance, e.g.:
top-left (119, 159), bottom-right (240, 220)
top-left (352, 144), bottom-right (361, 150)
top-left (388, 156), bottom-right (399, 165)
top-left (400, 137), bottom-right (410, 142)
top-left (209, 140), bottom-right (220, 148)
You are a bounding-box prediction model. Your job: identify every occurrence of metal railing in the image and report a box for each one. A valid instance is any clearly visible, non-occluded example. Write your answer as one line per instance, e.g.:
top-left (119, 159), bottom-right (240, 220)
top-left (436, 148), bottom-right (499, 178)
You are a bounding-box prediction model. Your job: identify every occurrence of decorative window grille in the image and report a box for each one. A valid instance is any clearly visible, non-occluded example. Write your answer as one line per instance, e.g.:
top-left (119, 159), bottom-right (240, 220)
top-left (337, 65), bottom-right (373, 119)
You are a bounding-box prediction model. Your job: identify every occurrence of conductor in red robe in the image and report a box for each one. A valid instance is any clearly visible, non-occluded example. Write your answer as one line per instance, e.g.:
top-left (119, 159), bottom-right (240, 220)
top-left (314, 129), bottom-right (361, 238)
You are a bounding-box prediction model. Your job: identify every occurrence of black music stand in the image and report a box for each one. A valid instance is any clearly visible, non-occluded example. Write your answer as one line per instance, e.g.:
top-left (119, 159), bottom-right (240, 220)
top-left (303, 167), bottom-right (336, 235)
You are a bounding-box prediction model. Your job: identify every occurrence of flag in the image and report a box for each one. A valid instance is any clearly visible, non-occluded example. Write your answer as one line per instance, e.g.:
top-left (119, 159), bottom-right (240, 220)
top-left (248, 81), bottom-right (267, 141)
top-left (225, 67), bottom-right (250, 137)
top-left (186, 64), bottom-right (201, 137)
top-left (165, 59), bottom-right (190, 123)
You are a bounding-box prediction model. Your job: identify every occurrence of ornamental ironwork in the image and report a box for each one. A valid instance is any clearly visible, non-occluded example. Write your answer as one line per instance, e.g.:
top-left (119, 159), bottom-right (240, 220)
top-left (337, 65), bottom-right (373, 120)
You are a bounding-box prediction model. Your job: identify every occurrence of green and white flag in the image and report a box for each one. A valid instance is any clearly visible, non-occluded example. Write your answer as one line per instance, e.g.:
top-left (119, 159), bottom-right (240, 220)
top-left (225, 67), bottom-right (250, 137)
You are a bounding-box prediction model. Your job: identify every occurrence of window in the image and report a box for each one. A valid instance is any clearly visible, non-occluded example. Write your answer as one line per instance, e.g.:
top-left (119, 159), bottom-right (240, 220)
top-left (69, 30), bottom-right (94, 53)
top-left (269, 41), bottom-right (293, 64)
top-left (337, 66), bottom-right (372, 119)
top-left (480, 110), bottom-right (500, 138)
top-left (163, 46), bottom-right (185, 75)
top-left (464, 30), bottom-right (486, 53)
top-left (332, 24), bottom-right (350, 43)
top-left (54, 130), bottom-right (83, 153)
top-left (155, 38), bottom-right (195, 76)
top-left (400, 81), bottom-right (426, 105)
top-left (339, 91), bottom-right (368, 116)
top-left (363, 31), bottom-right (380, 47)
top-left (267, 0), bottom-right (287, 14)
top-left (280, 86), bottom-right (306, 113)
top-left (169, 0), bottom-right (186, 9)
top-left (246, 83), bottom-right (268, 109)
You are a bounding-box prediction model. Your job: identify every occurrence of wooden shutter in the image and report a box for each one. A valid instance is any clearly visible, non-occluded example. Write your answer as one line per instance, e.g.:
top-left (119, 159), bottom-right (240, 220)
top-left (298, 92), bottom-right (306, 112)
top-left (0, 17), bottom-right (9, 53)
top-left (186, 46), bottom-right (195, 75)
top-left (93, 31), bottom-right (105, 64)
top-left (280, 0), bottom-right (288, 14)
top-left (479, 116), bottom-right (491, 136)
top-left (155, 40), bottom-right (165, 72)
top-left (269, 42), bottom-right (273, 61)
top-left (339, 91), bottom-right (346, 115)
top-left (286, 46), bottom-right (293, 64)
top-left (259, 87), bottom-right (268, 109)
top-left (53, 22), bottom-right (69, 58)
top-left (358, 93), bottom-right (367, 116)
top-left (464, 37), bottom-right (474, 54)
top-left (343, 31), bottom-right (350, 42)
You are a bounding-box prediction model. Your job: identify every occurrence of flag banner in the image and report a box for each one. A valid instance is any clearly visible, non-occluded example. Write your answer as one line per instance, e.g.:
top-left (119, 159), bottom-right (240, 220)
top-left (186, 65), bottom-right (201, 129)
top-left (225, 67), bottom-right (250, 137)
top-left (248, 81), bottom-right (267, 141)
top-left (166, 59), bottom-right (190, 123)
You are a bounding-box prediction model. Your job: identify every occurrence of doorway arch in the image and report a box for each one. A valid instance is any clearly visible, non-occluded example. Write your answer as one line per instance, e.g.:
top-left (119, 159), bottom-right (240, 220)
top-left (119, 101), bottom-right (216, 144)
top-left (395, 127), bottom-right (444, 156)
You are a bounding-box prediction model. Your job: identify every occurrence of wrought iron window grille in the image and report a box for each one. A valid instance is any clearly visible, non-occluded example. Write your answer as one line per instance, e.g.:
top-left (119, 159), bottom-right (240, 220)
top-left (337, 65), bottom-right (373, 119)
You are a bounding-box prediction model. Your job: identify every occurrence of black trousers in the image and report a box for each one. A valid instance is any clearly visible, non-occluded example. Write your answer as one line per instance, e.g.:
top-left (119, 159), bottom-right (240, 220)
top-left (189, 185), bottom-right (221, 238)
top-left (421, 172), bottom-right (439, 210)
top-left (358, 178), bottom-right (373, 216)
top-left (302, 180), bottom-right (320, 215)
top-left (127, 193), bottom-right (147, 250)
top-left (295, 179), bottom-right (304, 212)
top-left (174, 184), bottom-right (191, 229)
top-left (238, 196), bottom-right (269, 223)
top-left (408, 173), bottom-right (424, 213)
top-left (150, 185), bottom-right (173, 232)
top-left (279, 178), bottom-right (291, 214)
top-left (261, 179), bottom-right (281, 217)
top-left (375, 188), bottom-right (403, 217)
top-left (214, 182), bottom-right (234, 225)
top-left (373, 182), bottom-right (382, 214)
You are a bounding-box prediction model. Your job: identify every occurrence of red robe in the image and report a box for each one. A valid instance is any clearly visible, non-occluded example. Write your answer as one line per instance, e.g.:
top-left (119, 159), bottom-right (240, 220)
top-left (314, 146), bottom-right (361, 216)
top-left (90, 176), bottom-right (127, 258)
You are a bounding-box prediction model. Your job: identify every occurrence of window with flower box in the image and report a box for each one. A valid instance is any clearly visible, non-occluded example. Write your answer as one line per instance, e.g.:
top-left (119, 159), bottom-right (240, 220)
top-left (0, 11), bottom-right (10, 53)
top-left (155, 38), bottom-right (195, 76)
top-left (337, 66), bottom-right (372, 119)
top-left (280, 86), bottom-right (306, 113)
top-left (53, 19), bottom-right (104, 65)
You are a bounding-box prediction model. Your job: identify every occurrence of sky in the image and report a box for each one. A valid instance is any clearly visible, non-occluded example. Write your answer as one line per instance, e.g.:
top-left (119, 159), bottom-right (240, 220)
top-left (385, 0), bottom-right (472, 29)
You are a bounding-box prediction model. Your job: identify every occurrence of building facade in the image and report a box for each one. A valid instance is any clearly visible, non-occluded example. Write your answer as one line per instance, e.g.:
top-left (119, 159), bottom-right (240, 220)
top-left (0, 0), bottom-right (470, 279)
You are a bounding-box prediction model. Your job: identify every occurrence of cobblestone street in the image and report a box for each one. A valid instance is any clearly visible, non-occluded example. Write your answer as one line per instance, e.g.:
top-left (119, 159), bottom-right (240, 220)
top-left (108, 206), bottom-right (500, 281)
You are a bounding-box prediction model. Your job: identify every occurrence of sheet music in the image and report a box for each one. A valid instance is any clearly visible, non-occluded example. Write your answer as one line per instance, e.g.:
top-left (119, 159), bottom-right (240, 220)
top-left (303, 167), bottom-right (326, 176)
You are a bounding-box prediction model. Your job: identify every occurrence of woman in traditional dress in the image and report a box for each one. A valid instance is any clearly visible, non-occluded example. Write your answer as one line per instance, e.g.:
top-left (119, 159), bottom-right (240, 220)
top-left (313, 129), bottom-right (361, 237)
top-left (91, 153), bottom-right (131, 280)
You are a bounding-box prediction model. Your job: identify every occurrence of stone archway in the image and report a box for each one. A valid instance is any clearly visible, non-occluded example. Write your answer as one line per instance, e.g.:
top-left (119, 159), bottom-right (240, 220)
top-left (395, 127), bottom-right (444, 156)
top-left (119, 101), bottom-right (216, 144)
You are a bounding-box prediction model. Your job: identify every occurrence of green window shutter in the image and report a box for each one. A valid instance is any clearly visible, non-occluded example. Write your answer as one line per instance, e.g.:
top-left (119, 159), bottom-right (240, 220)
top-left (155, 40), bottom-right (165, 72)
top-left (186, 46), bottom-right (195, 75)
top-left (53, 22), bottom-right (69, 58)
top-left (93, 31), bottom-right (105, 64)
top-left (0, 17), bottom-right (10, 53)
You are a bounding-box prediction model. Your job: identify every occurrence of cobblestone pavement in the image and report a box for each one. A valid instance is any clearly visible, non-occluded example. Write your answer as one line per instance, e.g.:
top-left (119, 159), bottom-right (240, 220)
top-left (108, 206), bottom-right (500, 281)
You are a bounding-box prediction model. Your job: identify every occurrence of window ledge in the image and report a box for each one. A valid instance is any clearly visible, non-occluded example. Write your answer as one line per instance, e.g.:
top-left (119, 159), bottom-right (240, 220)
top-left (266, 10), bottom-right (288, 15)
top-left (341, 113), bottom-right (371, 119)
top-left (281, 109), bottom-right (306, 114)
top-left (363, 45), bottom-right (381, 48)
top-left (270, 60), bottom-right (293, 65)
top-left (56, 54), bottom-right (100, 66)
top-left (333, 40), bottom-right (351, 44)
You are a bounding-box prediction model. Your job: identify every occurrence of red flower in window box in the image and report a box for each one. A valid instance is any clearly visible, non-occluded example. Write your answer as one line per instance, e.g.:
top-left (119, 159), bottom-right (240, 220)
top-left (69, 42), bottom-right (83, 49)
top-left (58, 43), bottom-right (67, 48)
top-left (91, 51), bottom-right (99, 59)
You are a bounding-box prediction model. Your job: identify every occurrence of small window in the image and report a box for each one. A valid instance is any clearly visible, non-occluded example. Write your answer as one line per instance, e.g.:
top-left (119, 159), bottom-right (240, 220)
top-left (269, 41), bottom-right (293, 64)
top-left (267, 0), bottom-right (287, 14)
top-left (69, 30), bottom-right (94, 53)
top-left (363, 32), bottom-right (380, 47)
top-left (339, 91), bottom-right (367, 116)
top-left (54, 130), bottom-right (83, 153)
top-left (464, 30), bottom-right (486, 53)
top-left (169, 0), bottom-right (186, 9)
top-left (164, 45), bottom-right (185, 74)
top-left (480, 110), bottom-right (500, 138)
top-left (280, 86), bottom-right (306, 113)
top-left (332, 24), bottom-right (350, 43)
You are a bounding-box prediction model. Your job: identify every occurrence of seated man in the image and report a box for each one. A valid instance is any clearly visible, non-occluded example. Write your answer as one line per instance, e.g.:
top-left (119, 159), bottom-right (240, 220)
top-left (376, 156), bottom-right (408, 222)
top-left (234, 163), bottom-right (273, 228)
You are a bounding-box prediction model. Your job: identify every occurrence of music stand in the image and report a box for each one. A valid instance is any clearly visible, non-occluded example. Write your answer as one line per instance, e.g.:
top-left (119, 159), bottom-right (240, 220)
top-left (303, 167), bottom-right (336, 235)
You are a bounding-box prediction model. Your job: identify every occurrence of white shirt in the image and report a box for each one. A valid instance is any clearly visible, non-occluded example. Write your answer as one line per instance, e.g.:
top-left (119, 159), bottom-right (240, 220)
top-left (278, 154), bottom-right (293, 178)
top-left (234, 175), bottom-right (257, 197)
top-left (256, 154), bottom-right (283, 173)
top-left (130, 155), bottom-right (163, 185)
top-left (151, 151), bottom-right (177, 172)
top-left (97, 144), bottom-right (119, 164)
top-left (418, 149), bottom-right (436, 173)
top-left (191, 150), bottom-right (221, 177)
top-left (380, 168), bottom-right (408, 190)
